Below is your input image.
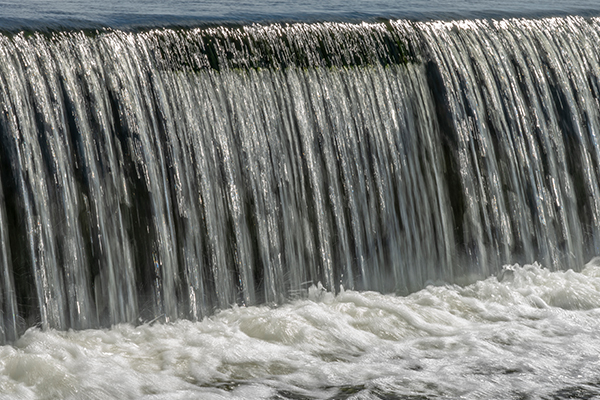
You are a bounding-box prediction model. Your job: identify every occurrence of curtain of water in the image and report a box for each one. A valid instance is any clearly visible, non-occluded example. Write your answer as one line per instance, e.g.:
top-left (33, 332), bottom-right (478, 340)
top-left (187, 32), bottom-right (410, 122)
top-left (0, 17), bottom-right (599, 338)
top-left (410, 17), bottom-right (600, 273)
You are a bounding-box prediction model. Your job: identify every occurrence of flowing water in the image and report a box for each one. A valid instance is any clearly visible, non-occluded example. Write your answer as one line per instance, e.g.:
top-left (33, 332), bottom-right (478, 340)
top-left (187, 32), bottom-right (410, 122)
top-left (3, 263), bottom-right (600, 399)
top-left (1, 2), bottom-right (600, 398)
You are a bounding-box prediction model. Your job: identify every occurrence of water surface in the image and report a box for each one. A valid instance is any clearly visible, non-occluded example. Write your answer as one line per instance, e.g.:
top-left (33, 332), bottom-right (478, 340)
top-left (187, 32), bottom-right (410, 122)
top-left (1, 0), bottom-right (600, 29)
top-left (1, 263), bottom-right (600, 399)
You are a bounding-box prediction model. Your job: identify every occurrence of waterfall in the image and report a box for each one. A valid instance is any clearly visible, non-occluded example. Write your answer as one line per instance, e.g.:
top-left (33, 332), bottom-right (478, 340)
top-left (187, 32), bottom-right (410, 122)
top-left (0, 16), bottom-right (599, 341)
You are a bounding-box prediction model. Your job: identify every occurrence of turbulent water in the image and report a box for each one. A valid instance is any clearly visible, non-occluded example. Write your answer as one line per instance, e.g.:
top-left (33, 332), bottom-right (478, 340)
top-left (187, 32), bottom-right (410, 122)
top-left (2, 0), bottom-right (600, 397)
top-left (5, 17), bottom-right (600, 340)
top-left (1, 263), bottom-right (600, 399)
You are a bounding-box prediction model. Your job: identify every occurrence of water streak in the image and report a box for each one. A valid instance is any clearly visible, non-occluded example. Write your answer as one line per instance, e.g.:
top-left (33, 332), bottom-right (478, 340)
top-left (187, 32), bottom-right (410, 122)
top-left (0, 17), bottom-right (599, 337)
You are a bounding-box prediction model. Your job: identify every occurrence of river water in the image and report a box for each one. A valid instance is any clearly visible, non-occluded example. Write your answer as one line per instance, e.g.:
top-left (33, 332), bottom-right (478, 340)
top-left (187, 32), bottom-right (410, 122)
top-left (1, 1), bottom-right (600, 399)
top-left (0, 0), bottom-right (599, 28)
top-left (2, 263), bottom-right (600, 399)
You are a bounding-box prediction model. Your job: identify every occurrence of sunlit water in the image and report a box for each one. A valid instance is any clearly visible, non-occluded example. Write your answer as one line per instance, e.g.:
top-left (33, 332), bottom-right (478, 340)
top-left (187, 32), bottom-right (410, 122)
top-left (2, 262), bottom-right (600, 399)
top-left (2, 0), bottom-right (600, 398)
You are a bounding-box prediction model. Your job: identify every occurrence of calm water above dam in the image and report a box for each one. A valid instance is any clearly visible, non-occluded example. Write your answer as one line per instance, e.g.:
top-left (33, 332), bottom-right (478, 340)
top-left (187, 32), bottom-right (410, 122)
top-left (0, 0), bottom-right (598, 28)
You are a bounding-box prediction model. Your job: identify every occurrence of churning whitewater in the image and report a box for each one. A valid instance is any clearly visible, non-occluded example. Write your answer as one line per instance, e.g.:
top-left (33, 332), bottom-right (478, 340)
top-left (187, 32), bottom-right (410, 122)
top-left (3, 11), bottom-right (600, 399)
top-left (2, 263), bottom-right (600, 399)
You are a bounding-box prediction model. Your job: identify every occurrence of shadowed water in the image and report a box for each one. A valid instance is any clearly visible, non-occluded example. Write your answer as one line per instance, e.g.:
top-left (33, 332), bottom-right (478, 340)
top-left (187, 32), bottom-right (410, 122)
top-left (2, 17), bottom-right (600, 342)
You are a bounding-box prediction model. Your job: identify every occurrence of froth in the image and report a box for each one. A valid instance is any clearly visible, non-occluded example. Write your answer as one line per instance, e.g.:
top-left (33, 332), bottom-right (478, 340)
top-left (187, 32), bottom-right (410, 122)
top-left (1, 263), bottom-right (600, 399)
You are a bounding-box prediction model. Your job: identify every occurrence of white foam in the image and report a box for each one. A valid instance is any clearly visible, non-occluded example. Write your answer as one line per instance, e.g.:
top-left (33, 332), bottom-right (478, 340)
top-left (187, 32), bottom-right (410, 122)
top-left (2, 263), bottom-right (600, 399)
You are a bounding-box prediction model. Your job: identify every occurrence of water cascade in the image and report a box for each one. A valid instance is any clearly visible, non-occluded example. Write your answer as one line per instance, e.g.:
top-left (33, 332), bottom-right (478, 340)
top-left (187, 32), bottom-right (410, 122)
top-left (0, 16), bottom-right (599, 342)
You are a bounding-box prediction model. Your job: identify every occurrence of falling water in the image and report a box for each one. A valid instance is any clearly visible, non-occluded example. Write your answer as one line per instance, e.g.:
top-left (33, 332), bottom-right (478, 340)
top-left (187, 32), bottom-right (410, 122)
top-left (0, 17), bottom-right (600, 343)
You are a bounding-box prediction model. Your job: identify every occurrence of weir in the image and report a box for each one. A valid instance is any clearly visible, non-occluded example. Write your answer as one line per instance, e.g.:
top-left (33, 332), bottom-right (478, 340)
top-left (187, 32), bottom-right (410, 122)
top-left (0, 16), bottom-right (599, 342)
